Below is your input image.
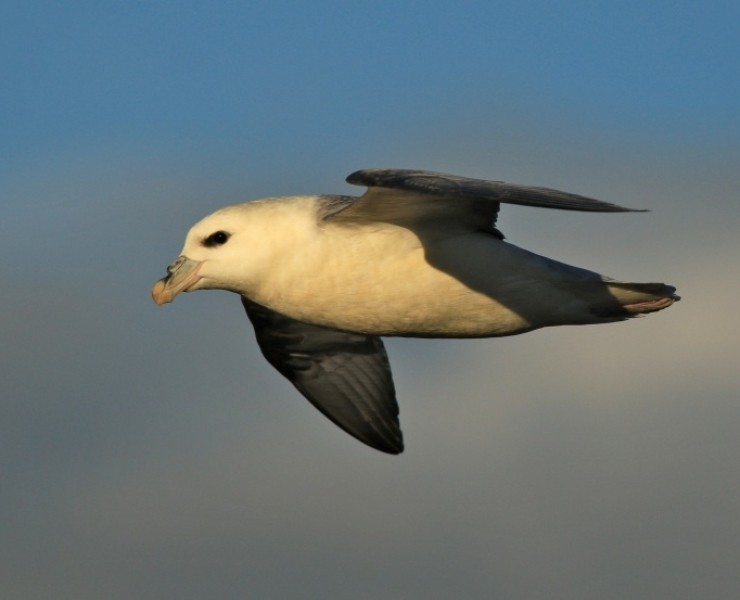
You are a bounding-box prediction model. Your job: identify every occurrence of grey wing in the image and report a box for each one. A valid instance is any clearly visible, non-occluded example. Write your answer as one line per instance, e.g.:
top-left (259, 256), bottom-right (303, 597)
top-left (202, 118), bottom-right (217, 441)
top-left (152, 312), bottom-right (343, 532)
top-left (339, 169), bottom-right (642, 226)
top-left (241, 297), bottom-right (404, 455)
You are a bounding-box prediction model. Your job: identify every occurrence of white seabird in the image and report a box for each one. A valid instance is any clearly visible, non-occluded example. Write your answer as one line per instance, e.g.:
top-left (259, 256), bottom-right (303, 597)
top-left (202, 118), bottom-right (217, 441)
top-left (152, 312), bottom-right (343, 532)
top-left (152, 168), bottom-right (679, 454)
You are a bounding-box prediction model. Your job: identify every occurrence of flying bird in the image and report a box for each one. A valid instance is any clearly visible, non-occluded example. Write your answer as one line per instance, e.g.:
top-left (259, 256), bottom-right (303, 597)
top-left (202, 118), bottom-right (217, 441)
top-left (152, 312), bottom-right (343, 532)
top-left (152, 168), bottom-right (679, 455)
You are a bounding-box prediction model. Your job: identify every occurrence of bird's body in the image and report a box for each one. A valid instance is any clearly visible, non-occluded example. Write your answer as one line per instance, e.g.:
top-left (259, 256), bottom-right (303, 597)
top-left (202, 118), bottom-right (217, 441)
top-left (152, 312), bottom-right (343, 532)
top-left (152, 169), bottom-right (679, 454)
top-left (213, 195), bottom-right (538, 337)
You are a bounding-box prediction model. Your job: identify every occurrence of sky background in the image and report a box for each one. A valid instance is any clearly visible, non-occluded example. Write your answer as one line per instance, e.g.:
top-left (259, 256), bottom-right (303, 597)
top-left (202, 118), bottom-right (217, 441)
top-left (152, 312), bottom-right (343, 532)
top-left (3, 1), bottom-right (740, 598)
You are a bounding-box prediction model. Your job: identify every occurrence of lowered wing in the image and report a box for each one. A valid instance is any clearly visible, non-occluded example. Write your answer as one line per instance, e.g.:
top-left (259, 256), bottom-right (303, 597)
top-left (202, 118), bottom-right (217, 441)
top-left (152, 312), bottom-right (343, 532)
top-left (242, 297), bottom-right (404, 454)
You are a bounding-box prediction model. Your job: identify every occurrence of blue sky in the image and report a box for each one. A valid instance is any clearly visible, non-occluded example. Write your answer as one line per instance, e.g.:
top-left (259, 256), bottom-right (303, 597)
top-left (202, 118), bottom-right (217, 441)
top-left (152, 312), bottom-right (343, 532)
top-left (3, 2), bottom-right (740, 599)
top-left (5, 1), bottom-right (739, 166)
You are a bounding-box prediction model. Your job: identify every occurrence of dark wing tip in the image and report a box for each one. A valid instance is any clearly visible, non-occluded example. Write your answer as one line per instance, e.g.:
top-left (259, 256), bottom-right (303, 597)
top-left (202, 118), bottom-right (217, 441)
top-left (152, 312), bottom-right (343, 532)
top-left (347, 168), bottom-right (648, 213)
top-left (379, 437), bottom-right (404, 455)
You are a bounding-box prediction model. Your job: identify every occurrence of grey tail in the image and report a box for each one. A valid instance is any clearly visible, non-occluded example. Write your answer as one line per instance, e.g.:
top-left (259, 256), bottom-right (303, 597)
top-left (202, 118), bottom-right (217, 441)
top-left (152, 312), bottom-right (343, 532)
top-left (603, 281), bottom-right (680, 317)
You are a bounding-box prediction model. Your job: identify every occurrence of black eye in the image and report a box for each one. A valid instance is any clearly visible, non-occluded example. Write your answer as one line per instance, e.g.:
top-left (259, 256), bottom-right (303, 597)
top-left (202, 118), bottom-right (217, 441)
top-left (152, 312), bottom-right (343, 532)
top-left (203, 230), bottom-right (230, 247)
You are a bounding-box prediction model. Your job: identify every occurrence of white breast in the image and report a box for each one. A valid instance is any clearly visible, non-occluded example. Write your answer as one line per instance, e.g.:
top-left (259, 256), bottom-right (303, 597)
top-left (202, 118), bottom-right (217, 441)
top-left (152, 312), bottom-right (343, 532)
top-left (249, 215), bottom-right (547, 337)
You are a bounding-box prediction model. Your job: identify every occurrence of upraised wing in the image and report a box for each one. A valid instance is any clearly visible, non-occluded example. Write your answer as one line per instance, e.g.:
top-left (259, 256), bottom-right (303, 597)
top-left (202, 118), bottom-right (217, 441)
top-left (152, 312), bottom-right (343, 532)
top-left (328, 168), bottom-right (643, 231)
top-left (348, 168), bottom-right (643, 212)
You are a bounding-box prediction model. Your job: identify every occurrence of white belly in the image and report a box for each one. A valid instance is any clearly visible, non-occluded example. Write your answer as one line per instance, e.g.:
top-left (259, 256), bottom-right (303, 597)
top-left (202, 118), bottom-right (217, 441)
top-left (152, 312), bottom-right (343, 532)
top-left (249, 222), bottom-right (604, 337)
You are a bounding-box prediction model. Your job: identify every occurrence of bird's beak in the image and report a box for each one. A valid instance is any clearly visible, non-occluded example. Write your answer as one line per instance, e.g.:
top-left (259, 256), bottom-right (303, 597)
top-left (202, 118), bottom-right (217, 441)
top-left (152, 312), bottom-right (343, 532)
top-left (151, 256), bottom-right (204, 305)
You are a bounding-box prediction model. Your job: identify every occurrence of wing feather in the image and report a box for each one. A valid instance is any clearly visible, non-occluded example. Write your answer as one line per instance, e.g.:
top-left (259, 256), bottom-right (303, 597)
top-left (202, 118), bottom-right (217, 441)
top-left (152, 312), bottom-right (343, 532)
top-left (345, 168), bottom-right (643, 213)
top-left (329, 168), bottom-right (643, 232)
top-left (241, 297), bottom-right (404, 454)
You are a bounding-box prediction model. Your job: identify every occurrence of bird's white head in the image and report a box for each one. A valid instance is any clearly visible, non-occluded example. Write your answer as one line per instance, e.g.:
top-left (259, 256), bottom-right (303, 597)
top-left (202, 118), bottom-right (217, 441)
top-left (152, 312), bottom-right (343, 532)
top-left (152, 201), bottom-right (275, 305)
